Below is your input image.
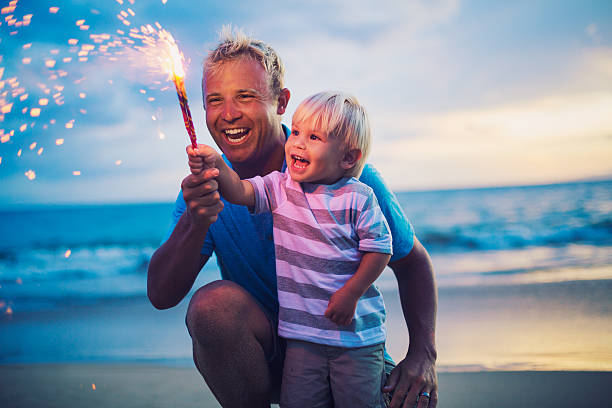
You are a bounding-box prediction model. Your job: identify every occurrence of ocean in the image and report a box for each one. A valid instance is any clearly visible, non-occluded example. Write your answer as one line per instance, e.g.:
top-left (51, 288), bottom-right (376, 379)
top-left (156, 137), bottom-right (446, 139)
top-left (1, 180), bottom-right (610, 311)
top-left (1, 180), bottom-right (611, 369)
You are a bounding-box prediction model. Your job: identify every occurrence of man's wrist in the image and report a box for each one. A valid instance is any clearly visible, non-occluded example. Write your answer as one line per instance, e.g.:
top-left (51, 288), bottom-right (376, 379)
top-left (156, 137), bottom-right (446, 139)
top-left (407, 342), bottom-right (437, 362)
top-left (183, 209), bottom-right (213, 231)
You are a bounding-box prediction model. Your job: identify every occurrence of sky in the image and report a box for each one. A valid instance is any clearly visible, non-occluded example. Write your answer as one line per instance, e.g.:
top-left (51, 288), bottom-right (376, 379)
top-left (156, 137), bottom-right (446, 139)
top-left (1, 0), bottom-right (611, 206)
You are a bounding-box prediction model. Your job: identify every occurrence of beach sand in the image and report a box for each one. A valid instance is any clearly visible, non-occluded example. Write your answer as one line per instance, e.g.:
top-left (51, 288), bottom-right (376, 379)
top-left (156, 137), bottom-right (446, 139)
top-left (1, 364), bottom-right (611, 408)
top-left (1, 274), bottom-right (611, 407)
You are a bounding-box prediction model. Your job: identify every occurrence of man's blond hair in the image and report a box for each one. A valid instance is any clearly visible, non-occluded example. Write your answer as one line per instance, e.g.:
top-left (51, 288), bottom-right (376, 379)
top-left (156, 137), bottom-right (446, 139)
top-left (203, 25), bottom-right (285, 102)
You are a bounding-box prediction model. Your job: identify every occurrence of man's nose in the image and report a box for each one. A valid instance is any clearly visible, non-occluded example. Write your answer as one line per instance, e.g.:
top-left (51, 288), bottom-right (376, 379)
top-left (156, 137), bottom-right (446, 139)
top-left (221, 101), bottom-right (241, 122)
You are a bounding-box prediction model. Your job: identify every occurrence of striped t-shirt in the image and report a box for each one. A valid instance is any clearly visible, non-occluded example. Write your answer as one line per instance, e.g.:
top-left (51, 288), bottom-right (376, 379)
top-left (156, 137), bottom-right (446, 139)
top-left (248, 171), bottom-right (392, 348)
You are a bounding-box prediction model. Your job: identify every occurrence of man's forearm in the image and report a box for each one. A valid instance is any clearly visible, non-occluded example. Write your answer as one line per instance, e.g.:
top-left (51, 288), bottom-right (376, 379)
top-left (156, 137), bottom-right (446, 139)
top-left (147, 211), bottom-right (210, 309)
top-left (390, 238), bottom-right (437, 358)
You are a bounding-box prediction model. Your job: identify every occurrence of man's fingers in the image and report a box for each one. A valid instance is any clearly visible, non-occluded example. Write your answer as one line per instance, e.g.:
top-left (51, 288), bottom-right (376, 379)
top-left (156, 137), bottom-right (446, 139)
top-left (415, 391), bottom-right (433, 408)
top-left (429, 390), bottom-right (438, 407)
top-left (182, 170), bottom-right (219, 189)
top-left (403, 376), bottom-right (425, 408)
top-left (388, 379), bottom-right (409, 408)
top-left (383, 366), bottom-right (399, 392)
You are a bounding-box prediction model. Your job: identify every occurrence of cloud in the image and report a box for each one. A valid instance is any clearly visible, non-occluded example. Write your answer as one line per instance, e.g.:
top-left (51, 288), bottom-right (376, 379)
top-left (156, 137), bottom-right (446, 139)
top-left (3, 0), bottom-right (612, 205)
top-left (370, 91), bottom-right (612, 190)
top-left (585, 23), bottom-right (601, 43)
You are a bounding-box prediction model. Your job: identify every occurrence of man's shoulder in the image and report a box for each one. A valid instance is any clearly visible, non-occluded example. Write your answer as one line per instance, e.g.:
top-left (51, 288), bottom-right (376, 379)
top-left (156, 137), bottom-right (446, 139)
top-left (358, 164), bottom-right (391, 195)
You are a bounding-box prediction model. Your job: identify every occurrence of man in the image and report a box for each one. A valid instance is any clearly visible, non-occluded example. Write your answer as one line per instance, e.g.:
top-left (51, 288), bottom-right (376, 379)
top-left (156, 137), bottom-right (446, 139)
top-left (148, 28), bottom-right (438, 408)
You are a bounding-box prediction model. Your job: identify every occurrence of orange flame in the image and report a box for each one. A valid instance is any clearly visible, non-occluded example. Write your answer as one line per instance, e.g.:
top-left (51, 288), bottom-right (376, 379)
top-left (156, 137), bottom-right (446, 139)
top-left (138, 26), bottom-right (185, 80)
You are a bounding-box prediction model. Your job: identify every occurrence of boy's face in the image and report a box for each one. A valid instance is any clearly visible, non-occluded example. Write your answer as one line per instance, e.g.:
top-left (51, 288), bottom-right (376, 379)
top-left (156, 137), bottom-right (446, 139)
top-left (286, 119), bottom-right (348, 184)
top-left (203, 57), bottom-right (284, 167)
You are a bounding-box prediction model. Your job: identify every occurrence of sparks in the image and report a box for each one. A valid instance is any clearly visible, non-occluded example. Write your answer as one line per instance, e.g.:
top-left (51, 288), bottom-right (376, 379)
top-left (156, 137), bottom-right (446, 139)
top-left (135, 28), bottom-right (196, 147)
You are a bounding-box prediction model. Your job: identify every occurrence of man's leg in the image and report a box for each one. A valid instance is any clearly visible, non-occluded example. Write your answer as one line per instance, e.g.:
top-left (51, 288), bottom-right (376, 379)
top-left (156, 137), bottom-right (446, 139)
top-left (186, 280), bottom-right (277, 408)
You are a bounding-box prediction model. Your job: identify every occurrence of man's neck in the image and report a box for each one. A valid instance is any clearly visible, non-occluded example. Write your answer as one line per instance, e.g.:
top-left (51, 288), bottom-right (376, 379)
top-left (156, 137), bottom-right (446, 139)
top-left (232, 128), bottom-right (286, 179)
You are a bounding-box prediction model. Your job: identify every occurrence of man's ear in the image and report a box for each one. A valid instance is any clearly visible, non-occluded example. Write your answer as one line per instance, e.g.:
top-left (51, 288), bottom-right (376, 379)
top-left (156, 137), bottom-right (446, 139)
top-left (276, 88), bottom-right (290, 115)
top-left (341, 149), bottom-right (362, 170)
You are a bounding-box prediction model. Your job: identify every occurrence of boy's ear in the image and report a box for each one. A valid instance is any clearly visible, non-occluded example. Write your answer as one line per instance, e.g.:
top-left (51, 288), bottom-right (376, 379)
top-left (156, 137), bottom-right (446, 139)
top-left (341, 149), bottom-right (362, 170)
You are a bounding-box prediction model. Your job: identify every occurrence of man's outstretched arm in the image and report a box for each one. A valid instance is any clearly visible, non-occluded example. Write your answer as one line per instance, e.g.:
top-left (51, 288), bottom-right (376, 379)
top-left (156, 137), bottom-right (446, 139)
top-left (384, 237), bottom-right (438, 408)
top-left (147, 167), bottom-right (223, 310)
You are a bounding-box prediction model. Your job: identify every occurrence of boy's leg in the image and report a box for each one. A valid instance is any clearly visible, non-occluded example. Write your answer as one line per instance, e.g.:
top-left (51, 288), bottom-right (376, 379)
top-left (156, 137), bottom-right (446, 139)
top-left (280, 339), bottom-right (333, 408)
top-left (329, 343), bottom-right (386, 408)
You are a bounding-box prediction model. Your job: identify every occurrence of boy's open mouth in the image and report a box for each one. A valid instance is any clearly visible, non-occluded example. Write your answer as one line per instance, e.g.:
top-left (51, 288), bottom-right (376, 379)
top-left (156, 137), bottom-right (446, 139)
top-left (291, 154), bottom-right (309, 169)
top-left (223, 128), bottom-right (249, 144)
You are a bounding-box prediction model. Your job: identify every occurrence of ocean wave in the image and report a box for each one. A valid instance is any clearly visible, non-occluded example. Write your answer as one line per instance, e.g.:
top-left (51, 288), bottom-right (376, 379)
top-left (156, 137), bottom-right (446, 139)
top-left (419, 218), bottom-right (612, 252)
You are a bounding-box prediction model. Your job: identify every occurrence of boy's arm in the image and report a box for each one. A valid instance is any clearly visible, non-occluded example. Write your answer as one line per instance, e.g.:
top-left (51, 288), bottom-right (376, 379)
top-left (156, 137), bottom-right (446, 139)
top-left (188, 144), bottom-right (255, 207)
top-left (325, 251), bottom-right (391, 326)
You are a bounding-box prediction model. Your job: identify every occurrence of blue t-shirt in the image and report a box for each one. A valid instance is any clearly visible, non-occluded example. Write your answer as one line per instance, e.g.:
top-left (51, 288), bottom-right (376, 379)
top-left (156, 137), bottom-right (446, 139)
top-left (168, 125), bottom-right (415, 320)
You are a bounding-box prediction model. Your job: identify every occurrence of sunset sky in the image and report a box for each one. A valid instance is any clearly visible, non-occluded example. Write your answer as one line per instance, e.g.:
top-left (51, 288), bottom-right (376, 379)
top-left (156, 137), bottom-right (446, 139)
top-left (1, 0), bottom-right (611, 206)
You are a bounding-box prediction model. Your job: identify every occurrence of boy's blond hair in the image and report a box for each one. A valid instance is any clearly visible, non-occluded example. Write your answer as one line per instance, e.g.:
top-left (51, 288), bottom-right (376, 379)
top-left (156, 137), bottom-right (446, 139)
top-left (292, 91), bottom-right (371, 178)
top-left (203, 25), bottom-right (285, 102)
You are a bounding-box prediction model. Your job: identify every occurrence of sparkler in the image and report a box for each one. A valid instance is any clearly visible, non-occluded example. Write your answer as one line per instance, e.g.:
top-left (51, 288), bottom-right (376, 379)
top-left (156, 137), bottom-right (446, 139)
top-left (172, 66), bottom-right (198, 149)
top-left (1, 0), bottom-right (197, 183)
top-left (143, 28), bottom-right (197, 149)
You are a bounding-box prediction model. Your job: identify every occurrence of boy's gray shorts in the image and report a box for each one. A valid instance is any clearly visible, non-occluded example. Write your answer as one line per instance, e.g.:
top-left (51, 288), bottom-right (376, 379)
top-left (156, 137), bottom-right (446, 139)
top-left (279, 339), bottom-right (389, 408)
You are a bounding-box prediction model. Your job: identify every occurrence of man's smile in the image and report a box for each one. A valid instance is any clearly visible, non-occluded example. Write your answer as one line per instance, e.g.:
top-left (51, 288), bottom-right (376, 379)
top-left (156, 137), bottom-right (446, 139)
top-left (222, 127), bottom-right (250, 144)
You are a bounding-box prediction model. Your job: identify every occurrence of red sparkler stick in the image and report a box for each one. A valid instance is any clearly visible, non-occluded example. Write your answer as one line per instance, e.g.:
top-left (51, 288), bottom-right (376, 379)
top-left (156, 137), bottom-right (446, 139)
top-left (172, 74), bottom-right (197, 149)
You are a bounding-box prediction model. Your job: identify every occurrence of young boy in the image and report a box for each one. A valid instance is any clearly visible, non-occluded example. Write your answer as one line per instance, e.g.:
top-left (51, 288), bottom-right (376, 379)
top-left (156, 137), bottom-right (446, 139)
top-left (189, 91), bottom-right (392, 407)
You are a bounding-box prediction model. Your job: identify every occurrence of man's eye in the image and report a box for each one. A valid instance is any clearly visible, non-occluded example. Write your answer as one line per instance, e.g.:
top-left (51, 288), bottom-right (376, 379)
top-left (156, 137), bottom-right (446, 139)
top-left (207, 98), bottom-right (222, 105)
top-left (237, 94), bottom-right (254, 100)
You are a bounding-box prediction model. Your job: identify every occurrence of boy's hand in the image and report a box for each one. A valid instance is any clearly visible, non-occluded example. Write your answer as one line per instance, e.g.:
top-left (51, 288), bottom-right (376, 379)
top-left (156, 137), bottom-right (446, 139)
top-left (187, 144), bottom-right (220, 175)
top-left (325, 286), bottom-right (360, 326)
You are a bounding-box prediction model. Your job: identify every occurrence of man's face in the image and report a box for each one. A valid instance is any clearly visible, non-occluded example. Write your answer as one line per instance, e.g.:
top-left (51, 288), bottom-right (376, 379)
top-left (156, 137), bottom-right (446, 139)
top-left (203, 57), bottom-right (282, 166)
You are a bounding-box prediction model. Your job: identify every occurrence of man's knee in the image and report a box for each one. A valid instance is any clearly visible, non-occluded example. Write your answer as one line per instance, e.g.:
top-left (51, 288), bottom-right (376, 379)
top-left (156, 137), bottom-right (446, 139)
top-left (185, 280), bottom-right (254, 343)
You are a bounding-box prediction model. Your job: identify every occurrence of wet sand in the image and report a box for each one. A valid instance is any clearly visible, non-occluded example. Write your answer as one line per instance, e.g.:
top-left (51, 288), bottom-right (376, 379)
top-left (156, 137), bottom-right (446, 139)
top-left (1, 364), bottom-right (610, 408)
top-left (1, 274), bottom-right (611, 407)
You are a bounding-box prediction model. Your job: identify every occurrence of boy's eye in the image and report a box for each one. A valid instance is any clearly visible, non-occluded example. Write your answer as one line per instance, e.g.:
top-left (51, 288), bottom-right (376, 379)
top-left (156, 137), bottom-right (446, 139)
top-left (291, 130), bottom-right (299, 137)
top-left (309, 134), bottom-right (320, 141)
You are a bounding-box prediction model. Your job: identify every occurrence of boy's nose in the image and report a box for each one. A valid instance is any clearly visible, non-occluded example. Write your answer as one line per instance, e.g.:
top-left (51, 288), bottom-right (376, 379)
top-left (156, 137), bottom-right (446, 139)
top-left (292, 134), bottom-right (306, 149)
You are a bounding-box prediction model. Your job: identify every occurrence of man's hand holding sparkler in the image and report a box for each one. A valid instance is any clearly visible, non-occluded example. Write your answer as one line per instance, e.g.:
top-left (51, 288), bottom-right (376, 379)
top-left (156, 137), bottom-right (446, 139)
top-left (188, 144), bottom-right (256, 209)
top-left (183, 145), bottom-right (224, 228)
